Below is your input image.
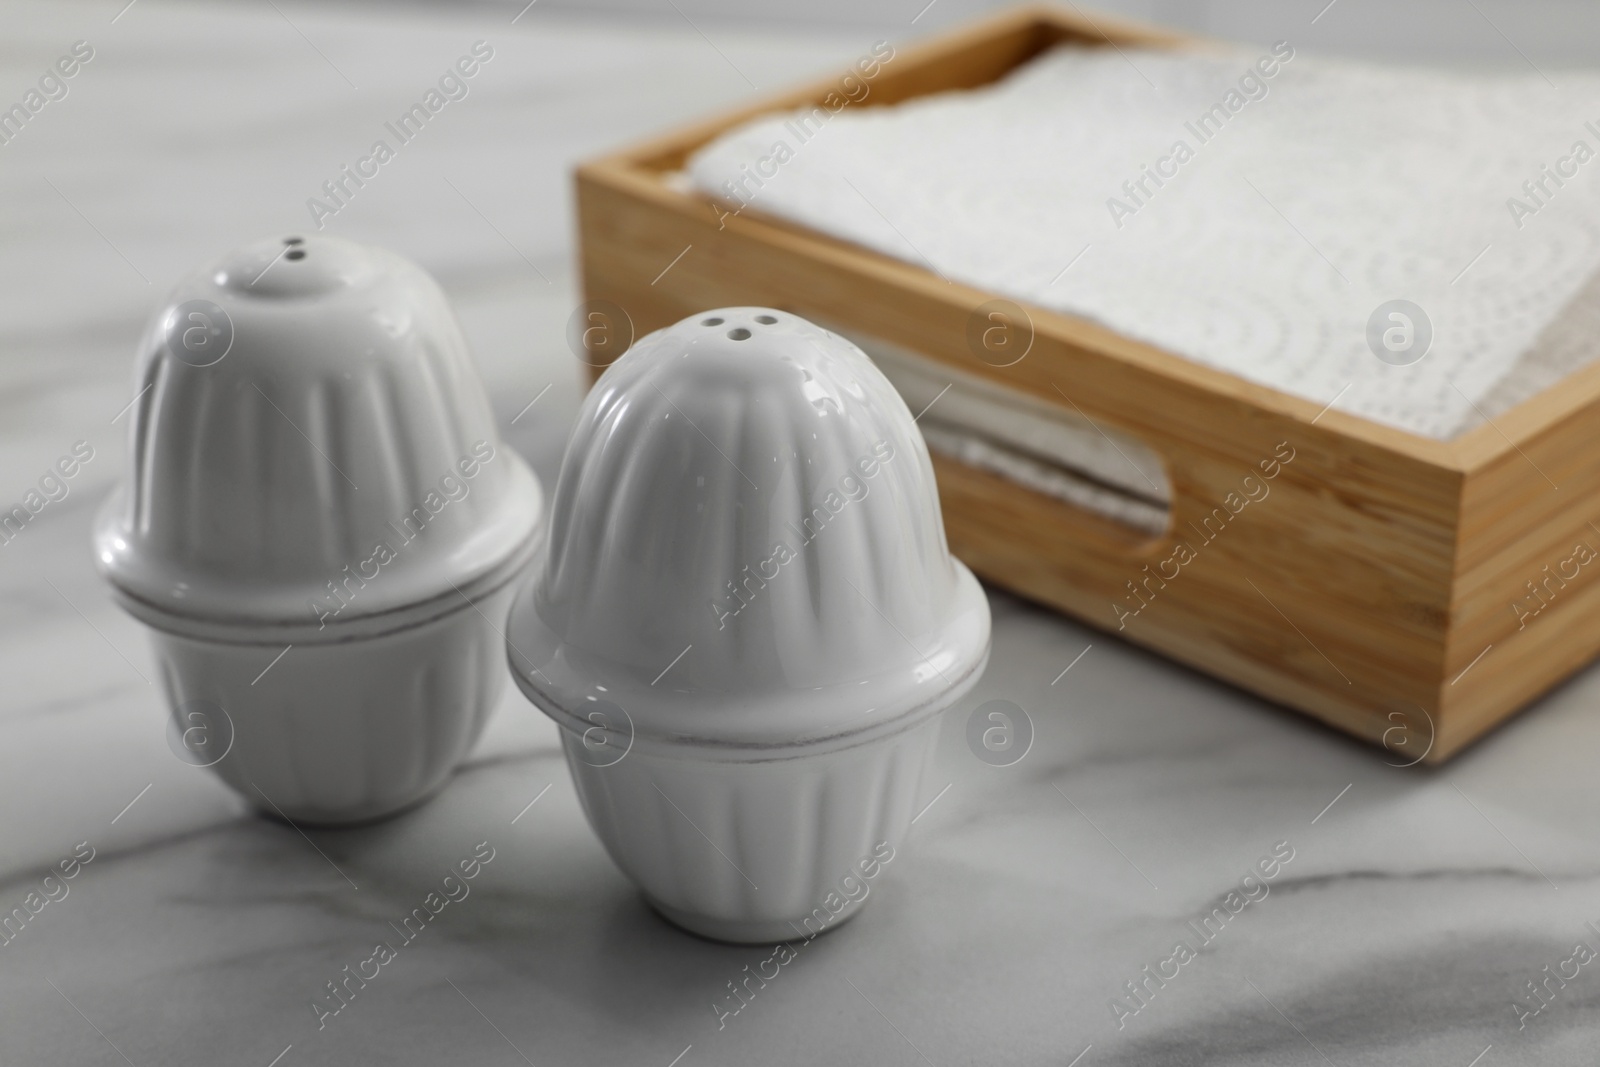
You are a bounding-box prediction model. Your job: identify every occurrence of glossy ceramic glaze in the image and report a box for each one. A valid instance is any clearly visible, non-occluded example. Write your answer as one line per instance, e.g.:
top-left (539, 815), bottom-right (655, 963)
top-left (149, 582), bottom-right (519, 826)
top-left (506, 307), bottom-right (989, 941)
top-left (95, 234), bottom-right (544, 825)
top-left (561, 716), bottom-right (942, 943)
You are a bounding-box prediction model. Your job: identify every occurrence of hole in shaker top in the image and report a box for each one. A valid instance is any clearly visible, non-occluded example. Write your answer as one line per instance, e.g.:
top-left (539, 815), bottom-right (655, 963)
top-left (702, 317), bottom-right (724, 326)
top-left (286, 249), bottom-right (307, 261)
top-left (727, 328), bottom-right (751, 340)
top-left (754, 314), bottom-right (778, 324)
top-left (284, 236), bottom-right (305, 245)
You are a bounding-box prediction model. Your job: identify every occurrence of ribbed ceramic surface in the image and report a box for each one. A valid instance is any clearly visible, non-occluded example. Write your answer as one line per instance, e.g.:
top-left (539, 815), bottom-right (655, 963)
top-left (507, 307), bottom-right (990, 746)
top-left (565, 716), bottom-right (939, 942)
top-left (96, 234), bottom-right (542, 628)
top-left (150, 582), bottom-right (515, 825)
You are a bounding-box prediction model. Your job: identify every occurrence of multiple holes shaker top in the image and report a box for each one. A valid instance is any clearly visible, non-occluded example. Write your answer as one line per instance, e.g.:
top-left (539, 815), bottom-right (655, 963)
top-left (702, 312), bottom-right (781, 341)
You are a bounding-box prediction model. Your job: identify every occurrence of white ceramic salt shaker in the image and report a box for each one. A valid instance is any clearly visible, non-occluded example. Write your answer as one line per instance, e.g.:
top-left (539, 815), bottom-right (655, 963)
top-left (505, 307), bottom-right (990, 942)
top-left (95, 234), bottom-right (544, 825)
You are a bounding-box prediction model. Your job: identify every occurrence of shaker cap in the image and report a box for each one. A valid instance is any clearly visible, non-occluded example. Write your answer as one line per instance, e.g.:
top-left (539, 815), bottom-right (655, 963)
top-left (506, 308), bottom-right (989, 749)
top-left (95, 235), bottom-right (543, 637)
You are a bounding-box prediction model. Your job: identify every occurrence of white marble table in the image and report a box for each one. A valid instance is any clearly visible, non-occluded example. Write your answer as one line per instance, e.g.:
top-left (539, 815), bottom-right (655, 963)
top-left (3, 2), bottom-right (1600, 1064)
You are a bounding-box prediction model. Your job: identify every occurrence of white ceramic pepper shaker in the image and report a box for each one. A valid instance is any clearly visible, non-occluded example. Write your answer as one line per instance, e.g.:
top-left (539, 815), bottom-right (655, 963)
top-left (505, 307), bottom-right (990, 942)
top-left (95, 234), bottom-right (544, 826)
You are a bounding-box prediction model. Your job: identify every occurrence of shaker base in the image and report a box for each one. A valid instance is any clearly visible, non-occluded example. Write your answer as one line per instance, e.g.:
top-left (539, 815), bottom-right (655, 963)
top-left (247, 775), bottom-right (452, 829)
top-left (647, 897), bottom-right (866, 945)
top-left (145, 580), bottom-right (523, 832)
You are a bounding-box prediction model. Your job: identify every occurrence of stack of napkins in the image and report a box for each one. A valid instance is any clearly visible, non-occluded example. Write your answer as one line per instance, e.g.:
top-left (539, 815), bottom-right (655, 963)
top-left (689, 45), bottom-right (1600, 439)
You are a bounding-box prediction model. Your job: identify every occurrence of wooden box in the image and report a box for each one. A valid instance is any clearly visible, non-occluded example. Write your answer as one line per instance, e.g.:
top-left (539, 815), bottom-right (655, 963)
top-left (573, 3), bottom-right (1600, 762)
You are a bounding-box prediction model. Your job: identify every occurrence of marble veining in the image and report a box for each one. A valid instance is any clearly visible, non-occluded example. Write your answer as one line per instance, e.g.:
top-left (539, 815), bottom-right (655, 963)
top-left (3, 1), bottom-right (1600, 1064)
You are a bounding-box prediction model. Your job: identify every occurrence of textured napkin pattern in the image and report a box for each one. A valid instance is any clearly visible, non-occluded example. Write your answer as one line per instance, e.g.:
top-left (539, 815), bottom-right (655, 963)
top-left (688, 46), bottom-right (1600, 439)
